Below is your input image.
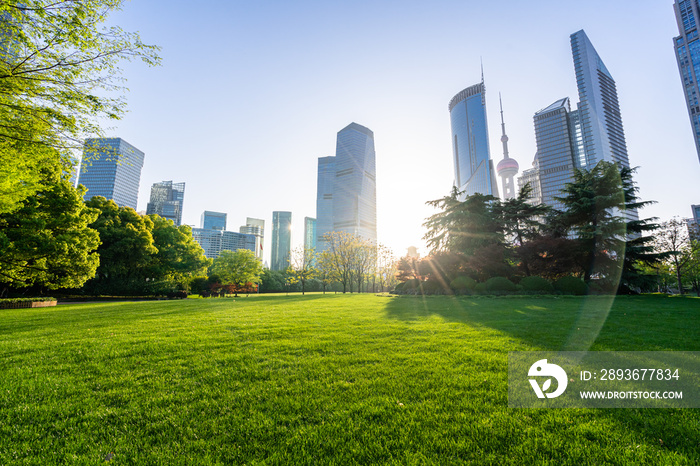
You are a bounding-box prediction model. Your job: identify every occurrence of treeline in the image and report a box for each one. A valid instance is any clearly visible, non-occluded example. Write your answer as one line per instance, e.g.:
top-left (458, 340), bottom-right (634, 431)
top-left (402, 161), bottom-right (664, 295)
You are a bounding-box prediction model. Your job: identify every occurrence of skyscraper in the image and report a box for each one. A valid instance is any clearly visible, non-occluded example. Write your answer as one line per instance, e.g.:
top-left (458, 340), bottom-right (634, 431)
top-left (146, 181), bottom-right (185, 226)
top-left (449, 80), bottom-right (499, 198)
top-left (201, 211), bottom-right (227, 231)
top-left (495, 95), bottom-right (519, 200)
top-left (304, 217), bottom-right (316, 251)
top-left (315, 156), bottom-right (335, 249)
top-left (333, 123), bottom-right (377, 242)
top-left (78, 138), bottom-right (145, 209)
top-left (240, 217), bottom-right (264, 261)
top-left (270, 211), bottom-right (292, 271)
top-left (570, 30), bottom-right (630, 169)
top-left (315, 123), bottom-right (377, 252)
top-left (673, 0), bottom-right (700, 163)
top-left (518, 30), bottom-right (636, 224)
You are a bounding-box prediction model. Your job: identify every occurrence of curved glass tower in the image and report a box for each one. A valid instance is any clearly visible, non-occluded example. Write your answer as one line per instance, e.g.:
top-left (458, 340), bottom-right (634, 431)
top-left (449, 82), bottom-right (499, 198)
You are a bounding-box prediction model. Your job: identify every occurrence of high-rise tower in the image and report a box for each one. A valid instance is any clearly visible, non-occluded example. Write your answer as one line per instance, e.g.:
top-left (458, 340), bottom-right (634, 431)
top-left (146, 181), bottom-right (185, 226)
top-left (673, 0), bottom-right (700, 163)
top-left (315, 123), bottom-right (377, 252)
top-left (78, 138), bottom-right (145, 210)
top-left (449, 79), bottom-right (499, 198)
top-left (495, 95), bottom-right (519, 200)
top-left (270, 211), bottom-right (292, 271)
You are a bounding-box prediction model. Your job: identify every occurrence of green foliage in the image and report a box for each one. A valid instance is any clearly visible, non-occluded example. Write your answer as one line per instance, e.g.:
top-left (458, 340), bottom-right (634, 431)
top-left (485, 277), bottom-right (517, 293)
top-left (210, 249), bottom-right (263, 297)
top-left (0, 0), bottom-right (159, 214)
top-left (474, 283), bottom-right (487, 294)
top-left (553, 276), bottom-right (588, 295)
top-left (0, 297), bottom-right (56, 304)
top-left (449, 275), bottom-right (476, 294)
top-left (259, 269), bottom-right (287, 293)
top-left (0, 168), bottom-right (100, 292)
top-left (519, 276), bottom-right (554, 293)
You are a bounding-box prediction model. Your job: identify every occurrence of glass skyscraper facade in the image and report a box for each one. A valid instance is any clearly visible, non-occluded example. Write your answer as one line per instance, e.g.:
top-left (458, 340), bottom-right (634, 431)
top-left (519, 30), bottom-right (637, 225)
top-left (570, 30), bottom-right (629, 169)
top-left (201, 211), bottom-right (227, 231)
top-left (315, 156), bottom-right (335, 251)
top-left (449, 82), bottom-right (499, 198)
top-left (270, 211), bottom-right (292, 271)
top-left (304, 217), bottom-right (316, 251)
top-left (146, 181), bottom-right (185, 226)
top-left (78, 138), bottom-right (145, 209)
top-left (674, 0), bottom-right (700, 163)
top-left (315, 123), bottom-right (377, 252)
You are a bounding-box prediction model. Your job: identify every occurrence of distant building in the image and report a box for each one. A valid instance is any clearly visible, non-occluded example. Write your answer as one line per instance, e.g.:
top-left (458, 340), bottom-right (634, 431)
top-left (191, 229), bottom-right (256, 259)
top-left (201, 211), bottom-right (227, 231)
top-left (146, 181), bottom-right (185, 226)
top-left (240, 217), bottom-right (264, 261)
top-left (315, 156), bottom-right (336, 251)
top-left (449, 80), bottom-right (499, 198)
top-left (673, 0), bottom-right (700, 163)
top-left (304, 217), bottom-right (316, 251)
top-left (315, 123), bottom-right (377, 252)
top-left (689, 204), bottom-right (700, 240)
top-left (406, 246), bottom-right (420, 259)
top-left (270, 211), bottom-right (292, 271)
top-left (78, 138), bottom-right (145, 209)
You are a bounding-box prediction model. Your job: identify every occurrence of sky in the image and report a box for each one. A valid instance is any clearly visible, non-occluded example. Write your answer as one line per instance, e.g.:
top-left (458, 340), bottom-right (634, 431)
top-left (99, 0), bottom-right (700, 265)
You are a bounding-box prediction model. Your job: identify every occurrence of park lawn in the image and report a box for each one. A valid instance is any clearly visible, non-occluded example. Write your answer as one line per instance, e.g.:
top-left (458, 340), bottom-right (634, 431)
top-left (0, 294), bottom-right (698, 465)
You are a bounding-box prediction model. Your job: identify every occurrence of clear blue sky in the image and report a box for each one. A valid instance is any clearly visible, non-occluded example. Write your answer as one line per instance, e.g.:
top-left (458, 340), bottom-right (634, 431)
top-left (102, 0), bottom-right (699, 264)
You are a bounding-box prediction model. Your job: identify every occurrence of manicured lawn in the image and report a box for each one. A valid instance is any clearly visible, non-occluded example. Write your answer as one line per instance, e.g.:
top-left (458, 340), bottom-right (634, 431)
top-left (0, 294), bottom-right (698, 464)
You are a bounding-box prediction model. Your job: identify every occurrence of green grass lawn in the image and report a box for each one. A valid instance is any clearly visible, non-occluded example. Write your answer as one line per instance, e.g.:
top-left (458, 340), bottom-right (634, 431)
top-left (0, 294), bottom-right (698, 465)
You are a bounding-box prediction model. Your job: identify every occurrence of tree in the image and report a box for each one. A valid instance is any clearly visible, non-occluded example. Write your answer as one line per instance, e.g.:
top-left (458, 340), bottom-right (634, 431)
top-left (683, 240), bottom-right (700, 296)
top-left (0, 167), bottom-right (100, 294)
top-left (316, 251), bottom-right (338, 294)
top-left (321, 231), bottom-right (359, 293)
top-left (83, 197), bottom-right (157, 295)
top-left (210, 249), bottom-right (263, 297)
top-left (146, 215), bottom-right (211, 290)
top-left (555, 161), bottom-right (627, 285)
top-left (655, 218), bottom-right (693, 294)
top-left (289, 246), bottom-right (316, 295)
top-left (0, 0), bottom-right (160, 214)
top-left (352, 240), bottom-right (375, 293)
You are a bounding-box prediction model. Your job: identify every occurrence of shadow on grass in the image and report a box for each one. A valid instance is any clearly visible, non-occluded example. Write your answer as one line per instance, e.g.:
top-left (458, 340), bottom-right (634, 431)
top-left (382, 294), bottom-right (700, 352)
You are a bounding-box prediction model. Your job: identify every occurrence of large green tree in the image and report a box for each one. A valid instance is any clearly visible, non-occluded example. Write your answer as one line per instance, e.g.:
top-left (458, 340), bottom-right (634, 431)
top-left (210, 249), bottom-right (263, 297)
top-left (0, 166), bottom-right (100, 294)
top-left (0, 0), bottom-right (159, 213)
top-left (83, 197), bottom-right (157, 295)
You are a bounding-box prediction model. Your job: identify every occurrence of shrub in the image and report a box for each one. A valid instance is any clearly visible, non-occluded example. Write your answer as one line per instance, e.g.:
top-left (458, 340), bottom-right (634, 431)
top-left (450, 276), bottom-right (476, 294)
top-left (393, 282), bottom-right (405, 293)
top-left (520, 276), bottom-right (554, 293)
top-left (554, 276), bottom-right (587, 295)
top-left (485, 277), bottom-right (517, 293)
top-left (474, 283), bottom-right (487, 294)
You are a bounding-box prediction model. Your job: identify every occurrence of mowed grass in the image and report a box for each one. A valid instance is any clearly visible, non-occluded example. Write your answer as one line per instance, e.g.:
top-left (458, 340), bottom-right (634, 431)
top-left (0, 294), bottom-right (698, 465)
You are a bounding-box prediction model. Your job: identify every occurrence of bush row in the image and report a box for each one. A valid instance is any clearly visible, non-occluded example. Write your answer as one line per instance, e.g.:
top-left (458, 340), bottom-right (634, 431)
top-left (393, 276), bottom-right (587, 296)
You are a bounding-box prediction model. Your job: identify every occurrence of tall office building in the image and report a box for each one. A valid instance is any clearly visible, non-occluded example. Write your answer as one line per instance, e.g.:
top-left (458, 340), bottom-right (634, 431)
top-left (530, 98), bottom-right (582, 211)
top-left (192, 229), bottom-right (256, 259)
top-left (78, 138), bottom-right (145, 209)
top-left (315, 123), bottom-right (377, 252)
top-left (495, 95), bottom-right (519, 199)
top-left (673, 0), bottom-right (700, 163)
top-left (333, 123), bottom-right (377, 242)
top-left (519, 30), bottom-right (636, 223)
top-left (201, 211), bottom-right (227, 231)
top-left (315, 156), bottom-right (336, 251)
top-left (240, 217), bottom-right (264, 261)
top-left (448, 80), bottom-right (499, 198)
top-left (304, 217), bottom-right (316, 251)
top-left (146, 181), bottom-right (185, 226)
top-left (270, 211), bottom-right (292, 271)
top-left (570, 30), bottom-right (630, 169)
